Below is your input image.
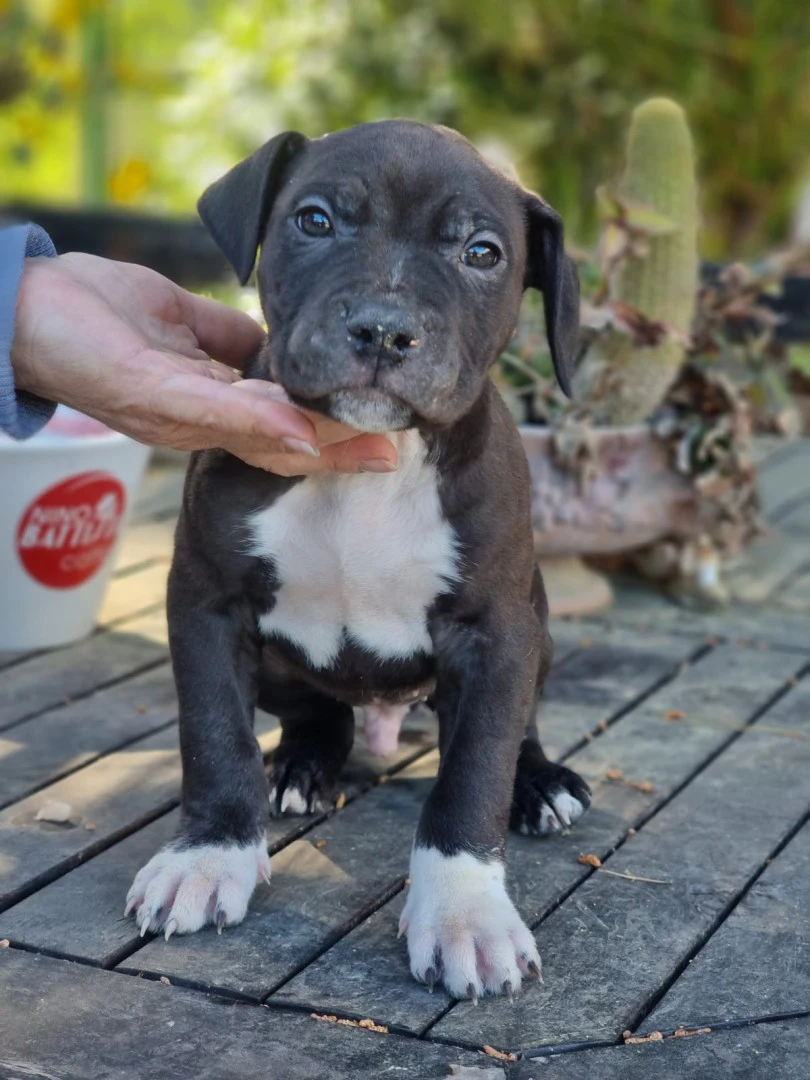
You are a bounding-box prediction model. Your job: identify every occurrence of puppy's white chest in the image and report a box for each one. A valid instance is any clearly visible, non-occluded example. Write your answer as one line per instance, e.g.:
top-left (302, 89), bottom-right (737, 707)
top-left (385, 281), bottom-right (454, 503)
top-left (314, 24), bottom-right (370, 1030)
top-left (247, 432), bottom-right (459, 669)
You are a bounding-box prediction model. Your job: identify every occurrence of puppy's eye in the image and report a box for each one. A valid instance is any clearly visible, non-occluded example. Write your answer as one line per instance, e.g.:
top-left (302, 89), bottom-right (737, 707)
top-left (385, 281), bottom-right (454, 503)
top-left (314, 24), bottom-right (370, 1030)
top-left (461, 241), bottom-right (500, 269)
top-left (296, 207), bottom-right (334, 237)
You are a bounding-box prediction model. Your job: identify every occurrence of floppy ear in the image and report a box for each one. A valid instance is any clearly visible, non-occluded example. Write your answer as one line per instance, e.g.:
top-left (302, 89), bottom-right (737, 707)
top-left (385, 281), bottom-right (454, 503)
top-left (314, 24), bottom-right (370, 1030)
top-left (197, 131), bottom-right (309, 285)
top-left (524, 195), bottom-right (580, 397)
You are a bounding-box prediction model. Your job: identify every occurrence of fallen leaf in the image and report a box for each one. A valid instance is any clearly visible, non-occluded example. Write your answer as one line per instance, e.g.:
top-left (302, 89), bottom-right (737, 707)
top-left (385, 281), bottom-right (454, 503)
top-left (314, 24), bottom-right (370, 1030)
top-left (35, 800), bottom-right (73, 824)
top-left (0, 939), bottom-right (9, 948)
top-left (310, 1012), bottom-right (388, 1034)
top-left (673, 1026), bottom-right (712, 1038)
top-left (597, 719), bottom-right (609, 732)
top-left (357, 1018), bottom-right (388, 1033)
top-left (579, 853), bottom-right (602, 868)
top-left (335, 792), bottom-right (347, 810)
top-left (482, 1045), bottom-right (518, 1062)
top-left (315, 839), bottom-right (327, 849)
top-left (627, 828), bottom-right (637, 837)
top-left (159, 976), bottom-right (171, 986)
top-left (136, 704), bottom-right (148, 713)
top-left (605, 768), bottom-right (623, 781)
top-left (624, 1031), bottom-right (664, 1044)
top-left (630, 779), bottom-right (655, 793)
top-left (664, 709), bottom-right (686, 721)
top-left (85, 822), bottom-right (96, 831)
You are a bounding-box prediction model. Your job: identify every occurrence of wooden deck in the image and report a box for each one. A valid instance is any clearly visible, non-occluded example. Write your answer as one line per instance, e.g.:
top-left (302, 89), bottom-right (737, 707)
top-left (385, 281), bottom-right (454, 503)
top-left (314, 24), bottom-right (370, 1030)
top-left (2, 440), bottom-right (810, 1078)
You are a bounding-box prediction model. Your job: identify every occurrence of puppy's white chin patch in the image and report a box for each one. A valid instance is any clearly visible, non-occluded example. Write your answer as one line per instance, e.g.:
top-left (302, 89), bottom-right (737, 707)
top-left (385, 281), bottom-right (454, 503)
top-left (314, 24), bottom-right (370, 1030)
top-left (399, 846), bottom-right (541, 999)
top-left (326, 390), bottom-right (412, 433)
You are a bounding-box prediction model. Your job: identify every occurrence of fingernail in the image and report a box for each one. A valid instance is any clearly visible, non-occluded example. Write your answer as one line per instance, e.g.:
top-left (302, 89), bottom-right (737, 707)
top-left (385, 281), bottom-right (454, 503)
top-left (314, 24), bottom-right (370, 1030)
top-left (359, 459), bottom-right (397, 473)
top-left (282, 437), bottom-right (320, 457)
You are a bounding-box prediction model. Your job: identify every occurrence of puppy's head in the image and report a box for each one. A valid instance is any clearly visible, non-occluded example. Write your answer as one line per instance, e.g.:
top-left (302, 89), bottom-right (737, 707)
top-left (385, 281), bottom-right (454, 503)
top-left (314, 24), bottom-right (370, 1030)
top-left (199, 120), bottom-right (578, 431)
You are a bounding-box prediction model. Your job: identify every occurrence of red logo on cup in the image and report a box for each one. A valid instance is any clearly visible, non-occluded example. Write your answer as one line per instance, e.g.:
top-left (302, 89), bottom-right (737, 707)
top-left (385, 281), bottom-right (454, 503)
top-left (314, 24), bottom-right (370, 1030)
top-left (16, 472), bottom-right (126, 589)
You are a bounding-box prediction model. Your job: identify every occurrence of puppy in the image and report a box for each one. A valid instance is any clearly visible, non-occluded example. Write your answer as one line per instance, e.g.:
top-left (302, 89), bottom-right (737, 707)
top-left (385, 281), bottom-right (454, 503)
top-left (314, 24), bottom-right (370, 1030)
top-left (126, 120), bottom-right (591, 1000)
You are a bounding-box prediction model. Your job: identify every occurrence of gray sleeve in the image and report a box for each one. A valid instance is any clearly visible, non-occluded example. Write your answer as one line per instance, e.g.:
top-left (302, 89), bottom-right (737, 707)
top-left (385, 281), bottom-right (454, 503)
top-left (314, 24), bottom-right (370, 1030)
top-left (0, 223), bottom-right (58, 439)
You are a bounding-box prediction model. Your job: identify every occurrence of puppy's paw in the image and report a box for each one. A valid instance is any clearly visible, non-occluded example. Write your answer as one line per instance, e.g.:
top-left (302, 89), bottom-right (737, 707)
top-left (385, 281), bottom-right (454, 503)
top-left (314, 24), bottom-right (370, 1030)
top-left (125, 838), bottom-right (270, 938)
top-left (510, 750), bottom-right (591, 837)
top-left (268, 745), bottom-right (338, 817)
top-left (399, 847), bottom-right (541, 1000)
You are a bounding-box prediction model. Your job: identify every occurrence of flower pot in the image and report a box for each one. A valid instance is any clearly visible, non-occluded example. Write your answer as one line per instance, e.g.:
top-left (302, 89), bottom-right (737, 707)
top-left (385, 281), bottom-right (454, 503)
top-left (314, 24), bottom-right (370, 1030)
top-left (0, 408), bottom-right (151, 650)
top-left (519, 424), bottom-right (699, 617)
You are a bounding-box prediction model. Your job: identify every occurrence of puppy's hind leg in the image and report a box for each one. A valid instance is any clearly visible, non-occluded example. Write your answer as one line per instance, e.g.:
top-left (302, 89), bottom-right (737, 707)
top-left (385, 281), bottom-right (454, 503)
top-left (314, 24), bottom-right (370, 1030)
top-left (510, 575), bottom-right (592, 836)
top-left (261, 678), bottom-right (354, 816)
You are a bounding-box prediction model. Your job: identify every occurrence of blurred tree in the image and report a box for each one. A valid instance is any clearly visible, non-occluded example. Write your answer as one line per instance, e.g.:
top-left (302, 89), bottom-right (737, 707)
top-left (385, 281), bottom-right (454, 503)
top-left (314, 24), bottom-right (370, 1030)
top-left (1, 0), bottom-right (809, 257)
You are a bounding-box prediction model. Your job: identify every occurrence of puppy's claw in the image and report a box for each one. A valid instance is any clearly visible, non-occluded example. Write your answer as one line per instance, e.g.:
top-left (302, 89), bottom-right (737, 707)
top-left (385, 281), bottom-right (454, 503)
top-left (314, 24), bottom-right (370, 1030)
top-left (215, 908), bottom-right (227, 935)
top-left (424, 966), bottom-right (436, 993)
top-left (502, 979), bottom-right (516, 1003)
top-left (164, 918), bottom-right (178, 942)
top-left (527, 959), bottom-right (543, 983)
top-left (123, 897), bottom-right (137, 919)
top-left (466, 982), bottom-right (479, 1006)
top-left (139, 920), bottom-right (150, 939)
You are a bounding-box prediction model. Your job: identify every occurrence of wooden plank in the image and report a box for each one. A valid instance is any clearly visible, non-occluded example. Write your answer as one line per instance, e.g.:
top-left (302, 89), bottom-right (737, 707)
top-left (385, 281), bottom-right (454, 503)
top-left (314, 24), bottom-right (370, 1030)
top-left (0, 711), bottom-right (438, 967)
top-left (131, 464), bottom-right (185, 524)
top-left (750, 434), bottom-right (791, 467)
top-left (778, 498), bottom-right (810, 537)
top-left (97, 560), bottom-right (169, 626)
top-left (0, 609), bottom-right (168, 735)
top-left (272, 644), bottom-right (805, 1035)
top-left (539, 629), bottom-right (699, 759)
top-left (511, 1018), bottom-right (810, 1079)
top-left (113, 516), bottom-right (176, 572)
top-left (431, 669), bottom-right (810, 1051)
top-left (642, 817), bottom-right (810, 1034)
top-left (724, 532), bottom-right (809, 604)
top-left (0, 662), bottom-right (175, 809)
top-left (0, 714), bottom-right (279, 912)
top-left (600, 582), bottom-right (810, 652)
top-left (774, 568), bottom-right (810, 613)
top-left (756, 437), bottom-right (810, 519)
top-left (0, 949), bottom-right (486, 1080)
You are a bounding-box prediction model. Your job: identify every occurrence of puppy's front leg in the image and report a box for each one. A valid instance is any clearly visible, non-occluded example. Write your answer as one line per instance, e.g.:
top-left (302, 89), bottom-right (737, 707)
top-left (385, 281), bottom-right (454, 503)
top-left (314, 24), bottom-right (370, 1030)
top-left (126, 562), bottom-right (270, 938)
top-left (400, 607), bottom-right (547, 999)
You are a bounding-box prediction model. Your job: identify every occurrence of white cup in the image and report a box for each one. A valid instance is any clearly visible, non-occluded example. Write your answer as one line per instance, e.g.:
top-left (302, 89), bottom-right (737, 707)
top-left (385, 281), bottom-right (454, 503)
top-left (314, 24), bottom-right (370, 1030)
top-left (0, 408), bottom-right (151, 650)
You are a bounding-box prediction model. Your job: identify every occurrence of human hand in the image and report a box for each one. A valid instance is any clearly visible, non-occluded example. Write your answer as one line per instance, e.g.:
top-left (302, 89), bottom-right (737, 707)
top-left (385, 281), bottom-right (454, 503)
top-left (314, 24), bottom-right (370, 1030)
top-left (11, 253), bottom-right (398, 475)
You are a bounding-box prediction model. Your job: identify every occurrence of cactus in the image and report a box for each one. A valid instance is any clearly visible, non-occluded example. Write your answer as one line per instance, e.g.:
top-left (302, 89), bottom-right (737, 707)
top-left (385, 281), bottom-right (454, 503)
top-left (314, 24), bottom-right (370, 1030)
top-left (582, 98), bottom-right (699, 425)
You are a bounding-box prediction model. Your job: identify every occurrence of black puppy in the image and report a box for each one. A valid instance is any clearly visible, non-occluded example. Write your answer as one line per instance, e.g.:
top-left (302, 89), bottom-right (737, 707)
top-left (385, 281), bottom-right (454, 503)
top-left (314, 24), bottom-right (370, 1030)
top-left (125, 120), bottom-right (591, 1000)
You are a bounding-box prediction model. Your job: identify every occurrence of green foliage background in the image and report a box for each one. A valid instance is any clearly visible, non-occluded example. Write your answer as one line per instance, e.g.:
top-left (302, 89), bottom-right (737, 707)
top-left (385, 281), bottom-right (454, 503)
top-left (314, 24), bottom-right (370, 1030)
top-left (2, 0), bottom-right (810, 258)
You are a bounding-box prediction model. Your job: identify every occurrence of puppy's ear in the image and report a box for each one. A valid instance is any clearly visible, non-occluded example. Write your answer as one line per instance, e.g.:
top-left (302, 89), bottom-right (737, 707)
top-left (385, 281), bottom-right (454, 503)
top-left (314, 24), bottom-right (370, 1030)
top-left (198, 132), bottom-right (308, 285)
top-left (524, 195), bottom-right (580, 397)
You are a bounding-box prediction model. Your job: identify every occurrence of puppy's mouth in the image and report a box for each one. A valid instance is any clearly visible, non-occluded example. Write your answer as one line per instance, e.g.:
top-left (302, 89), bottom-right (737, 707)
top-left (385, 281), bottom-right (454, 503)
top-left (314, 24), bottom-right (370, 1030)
top-left (293, 388), bottom-right (415, 434)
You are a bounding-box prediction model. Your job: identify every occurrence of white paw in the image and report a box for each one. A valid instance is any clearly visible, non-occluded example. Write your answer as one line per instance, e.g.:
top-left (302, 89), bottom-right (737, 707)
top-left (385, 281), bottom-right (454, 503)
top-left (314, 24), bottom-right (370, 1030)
top-left (526, 788), bottom-right (588, 836)
top-left (125, 838), bottom-right (270, 938)
top-left (399, 847), bottom-right (541, 1000)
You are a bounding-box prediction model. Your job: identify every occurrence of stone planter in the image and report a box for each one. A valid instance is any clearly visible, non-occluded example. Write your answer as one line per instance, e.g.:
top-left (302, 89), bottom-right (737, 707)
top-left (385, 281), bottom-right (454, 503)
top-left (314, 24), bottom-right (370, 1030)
top-left (519, 424), bottom-right (700, 617)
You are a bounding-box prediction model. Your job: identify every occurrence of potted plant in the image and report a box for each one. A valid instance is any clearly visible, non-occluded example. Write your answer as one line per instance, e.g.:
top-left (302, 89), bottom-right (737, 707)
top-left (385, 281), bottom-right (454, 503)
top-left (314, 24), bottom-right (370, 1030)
top-left (495, 98), bottom-right (763, 616)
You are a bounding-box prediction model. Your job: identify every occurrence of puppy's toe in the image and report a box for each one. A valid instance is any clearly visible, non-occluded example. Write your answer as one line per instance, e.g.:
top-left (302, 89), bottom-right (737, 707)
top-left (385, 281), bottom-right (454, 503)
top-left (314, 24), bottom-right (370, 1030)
top-left (511, 754), bottom-right (591, 837)
top-left (269, 748), bottom-right (334, 817)
top-left (125, 839), bottom-right (270, 937)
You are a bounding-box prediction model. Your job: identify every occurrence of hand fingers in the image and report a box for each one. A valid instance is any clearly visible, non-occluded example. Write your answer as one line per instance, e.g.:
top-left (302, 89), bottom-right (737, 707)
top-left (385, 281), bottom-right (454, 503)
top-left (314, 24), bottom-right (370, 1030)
top-left (151, 363), bottom-right (316, 446)
top-left (230, 433), bottom-right (398, 476)
top-left (177, 290), bottom-right (266, 369)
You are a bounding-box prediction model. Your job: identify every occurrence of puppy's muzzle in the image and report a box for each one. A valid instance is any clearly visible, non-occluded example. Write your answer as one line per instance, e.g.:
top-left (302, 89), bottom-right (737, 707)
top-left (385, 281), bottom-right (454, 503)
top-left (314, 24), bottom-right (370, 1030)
top-left (346, 301), bottom-right (422, 368)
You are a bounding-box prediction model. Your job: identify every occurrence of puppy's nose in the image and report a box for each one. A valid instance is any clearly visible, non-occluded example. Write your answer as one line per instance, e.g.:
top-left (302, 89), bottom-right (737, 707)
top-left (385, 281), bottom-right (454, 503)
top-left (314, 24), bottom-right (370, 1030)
top-left (346, 303), bottom-right (420, 364)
